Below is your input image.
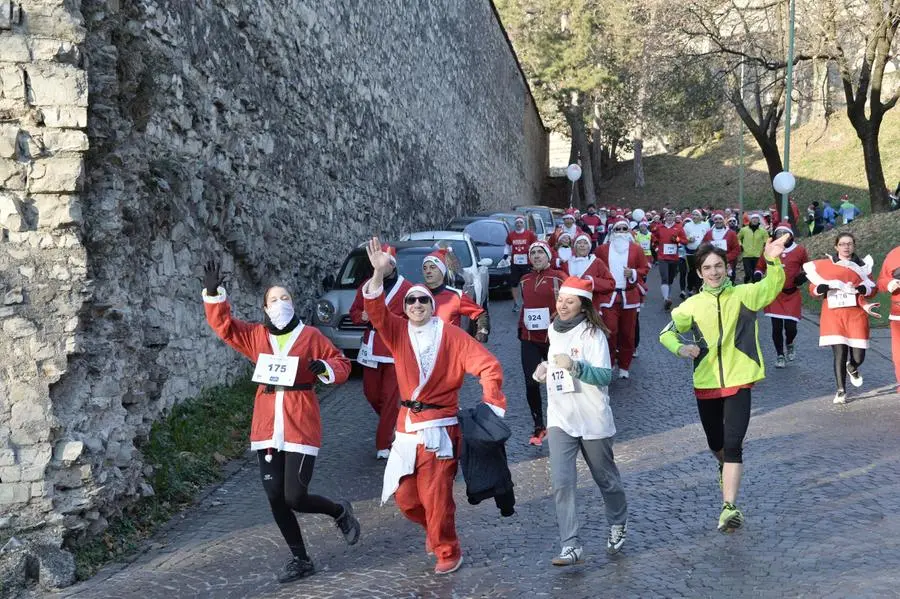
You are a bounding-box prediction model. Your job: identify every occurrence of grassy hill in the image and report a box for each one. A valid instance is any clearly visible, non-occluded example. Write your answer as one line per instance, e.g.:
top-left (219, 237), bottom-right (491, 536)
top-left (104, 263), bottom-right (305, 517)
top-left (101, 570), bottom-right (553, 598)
top-left (598, 110), bottom-right (900, 214)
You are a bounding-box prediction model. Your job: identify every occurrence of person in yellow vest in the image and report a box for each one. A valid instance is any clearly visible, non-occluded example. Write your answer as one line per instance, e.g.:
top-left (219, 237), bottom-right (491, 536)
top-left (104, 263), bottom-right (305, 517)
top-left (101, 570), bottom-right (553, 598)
top-left (737, 213), bottom-right (769, 284)
top-left (632, 220), bottom-right (653, 265)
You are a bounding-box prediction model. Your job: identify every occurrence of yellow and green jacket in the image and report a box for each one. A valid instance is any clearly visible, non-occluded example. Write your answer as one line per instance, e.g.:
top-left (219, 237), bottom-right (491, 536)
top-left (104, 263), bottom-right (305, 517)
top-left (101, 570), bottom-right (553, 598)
top-left (659, 257), bottom-right (785, 389)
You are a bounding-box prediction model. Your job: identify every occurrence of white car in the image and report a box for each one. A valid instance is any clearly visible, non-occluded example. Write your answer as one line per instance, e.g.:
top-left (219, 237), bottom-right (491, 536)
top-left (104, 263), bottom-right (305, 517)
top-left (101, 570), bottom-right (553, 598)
top-left (398, 230), bottom-right (491, 309)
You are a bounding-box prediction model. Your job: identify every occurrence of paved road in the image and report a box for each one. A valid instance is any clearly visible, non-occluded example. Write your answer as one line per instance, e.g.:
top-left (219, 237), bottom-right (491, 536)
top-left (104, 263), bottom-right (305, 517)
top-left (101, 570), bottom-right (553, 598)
top-left (52, 275), bottom-right (900, 599)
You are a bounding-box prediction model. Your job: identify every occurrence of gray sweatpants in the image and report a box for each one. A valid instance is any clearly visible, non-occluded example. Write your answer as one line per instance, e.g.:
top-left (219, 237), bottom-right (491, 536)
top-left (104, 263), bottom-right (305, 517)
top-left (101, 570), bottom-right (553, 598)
top-left (548, 427), bottom-right (628, 548)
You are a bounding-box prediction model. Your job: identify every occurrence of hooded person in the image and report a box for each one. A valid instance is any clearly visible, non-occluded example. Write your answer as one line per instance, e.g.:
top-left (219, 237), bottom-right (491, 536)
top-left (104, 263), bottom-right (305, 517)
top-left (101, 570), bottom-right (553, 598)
top-left (595, 218), bottom-right (651, 379)
top-left (350, 244), bottom-right (414, 459)
top-left (651, 209), bottom-right (689, 311)
top-left (702, 211), bottom-right (741, 282)
top-left (738, 213), bottom-right (769, 284)
top-left (876, 245), bottom-right (900, 393)
top-left (201, 261), bottom-right (359, 584)
top-left (753, 222), bottom-right (809, 368)
top-left (505, 216), bottom-right (538, 311)
top-left (422, 248), bottom-right (491, 342)
top-left (361, 238), bottom-right (507, 575)
top-left (555, 232), bottom-right (574, 268)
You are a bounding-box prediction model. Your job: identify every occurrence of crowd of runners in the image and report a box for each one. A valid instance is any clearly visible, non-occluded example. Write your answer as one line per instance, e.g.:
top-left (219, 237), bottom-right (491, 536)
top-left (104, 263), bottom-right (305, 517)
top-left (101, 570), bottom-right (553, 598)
top-left (199, 204), bottom-right (900, 584)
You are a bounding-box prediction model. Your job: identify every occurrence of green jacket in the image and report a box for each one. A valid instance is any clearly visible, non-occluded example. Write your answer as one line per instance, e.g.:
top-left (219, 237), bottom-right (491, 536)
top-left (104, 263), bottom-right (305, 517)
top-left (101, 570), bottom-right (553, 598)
top-left (659, 257), bottom-right (785, 389)
top-left (737, 225), bottom-right (768, 258)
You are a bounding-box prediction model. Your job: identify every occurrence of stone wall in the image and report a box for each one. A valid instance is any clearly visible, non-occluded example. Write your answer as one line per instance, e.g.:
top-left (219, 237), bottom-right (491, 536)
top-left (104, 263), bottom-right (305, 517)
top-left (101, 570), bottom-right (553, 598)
top-left (0, 0), bottom-right (547, 587)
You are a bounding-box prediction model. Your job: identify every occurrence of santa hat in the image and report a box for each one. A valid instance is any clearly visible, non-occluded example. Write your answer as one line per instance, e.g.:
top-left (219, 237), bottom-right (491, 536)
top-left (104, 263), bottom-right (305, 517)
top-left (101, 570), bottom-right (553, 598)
top-left (599, 206), bottom-right (609, 212)
top-left (557, 232), bottom-right (573, 245)
top-left (382, 243), bottom-right (397, 265)
top-left (639, 219), bottom-right (649, 227)
top-left (749, 212), bottom-right (761, 221)
top-left (559, 276), bottom-right (594, 300)
top-left (514, 215), bottom-right (526, 225)
top-left (562, 211), bottom-right (576, 221)
top-left (423, 248), bottom-right (451, 275)
top-left (529, 240), bottom-right (552, 259)
top-left (574, 233), bottom-right (592, 245)
top-left (609, 217), bottom-right (630, 231)
top-left (774, 221), bottom-right (793, 235)
top-left (404, 285), bottom-right (435, 310)
top-left (712, 211), bottom-right (726, 221)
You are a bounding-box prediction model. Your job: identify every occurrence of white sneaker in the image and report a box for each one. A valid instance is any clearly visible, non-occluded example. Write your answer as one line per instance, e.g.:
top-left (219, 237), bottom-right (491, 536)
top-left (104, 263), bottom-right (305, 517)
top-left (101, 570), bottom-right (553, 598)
top-left (833, 391), bottom-right (847, 404)
top-left (632, 349), bottom-right (639, 359)
top-left (551, 546), bottom-right (584, 566)
top-left (846, 364), bottom-right (863, 387)
top-left (376, 449), bottom-right (390, 460)
top-left (607, 522), bottom-right (627, 554)
top-left (618, 369), bottom-right (629, 379)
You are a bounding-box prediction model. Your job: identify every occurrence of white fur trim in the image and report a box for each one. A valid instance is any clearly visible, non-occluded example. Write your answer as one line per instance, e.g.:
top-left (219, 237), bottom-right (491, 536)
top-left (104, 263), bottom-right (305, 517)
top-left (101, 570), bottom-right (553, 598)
top-left (486, 403), bottom-right (505, 418)
top-left (250, 440), bottom-right (319, 456)
top-left (202, 287), bottom-right (228, 303)
top-left (317, 361), bottom-right (336, 385)
top-left (423, 256), bottom-right (447, 275)
top-left (763, 313), bottom-right (800, 322)
top-left (818, 334), bottom-right (869, 349)
top-left (362, 281), bottom-right (383, 299)
top-left (559, 285), bottom-right (593, 300)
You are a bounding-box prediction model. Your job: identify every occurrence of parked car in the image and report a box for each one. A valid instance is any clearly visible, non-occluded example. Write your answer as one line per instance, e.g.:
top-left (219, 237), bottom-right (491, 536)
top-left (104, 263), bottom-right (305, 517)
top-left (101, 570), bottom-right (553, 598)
top-left (488, 211), bottom-right (545, 242)
top-left (397, 231), bottom-right (491, 309)
top-left (314, 240), bottom-right (467, 359)
top-left (512, 205), bottom-right (555, 237)
top-left (446, 218), bottom-right (512, 292)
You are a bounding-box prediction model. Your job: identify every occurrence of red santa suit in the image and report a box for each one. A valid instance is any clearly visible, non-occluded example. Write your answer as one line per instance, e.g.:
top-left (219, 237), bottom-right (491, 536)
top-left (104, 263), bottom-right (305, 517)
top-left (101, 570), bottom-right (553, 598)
top-left (562, 252), bottom-right (616, 311)
top-left (877, 246), bottom-right (900, 390)
top-left (350, 272), bottom-right (412, 451)
top-left (581, 212), bottom-right (602, 243)
top-left (432, 285), bottom-right (485, 327)
top-left (505, 227), bottom-right (538, 269)
top-left (651, 222), bottom-right (688, 262)
top-left (702, 225), bottom-right (741, 265)
top-left (203, 290), bottom-right (350, 454)
top-left (595, 236), bottom-right (650, 372)
top-left (804, 255), bottom-right (879, 349)
top-left (755, 242), bottom-right (809, 321)
top-left (362, 281), bottom-right (506, 570)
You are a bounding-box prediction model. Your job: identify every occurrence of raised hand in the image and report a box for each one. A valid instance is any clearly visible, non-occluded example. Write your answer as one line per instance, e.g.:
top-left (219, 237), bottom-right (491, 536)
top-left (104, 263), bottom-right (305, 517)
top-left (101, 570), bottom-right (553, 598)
top-left (763, 233), bottom-right (790, 260)
top-left (203, 259), bottom-right (221, 296)
top-left (366, 237), bottom-right (393, 275)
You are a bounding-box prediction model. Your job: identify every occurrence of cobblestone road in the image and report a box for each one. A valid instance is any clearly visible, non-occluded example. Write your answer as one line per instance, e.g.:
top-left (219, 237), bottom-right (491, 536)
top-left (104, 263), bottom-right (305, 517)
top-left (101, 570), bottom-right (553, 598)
top-left (52, 279), bottom-right (900, 599)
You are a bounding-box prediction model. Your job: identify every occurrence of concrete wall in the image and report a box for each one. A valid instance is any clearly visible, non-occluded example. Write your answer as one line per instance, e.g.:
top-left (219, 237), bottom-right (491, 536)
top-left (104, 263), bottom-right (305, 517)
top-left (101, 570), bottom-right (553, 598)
top-left (0, 0), bottom-right (546, 587)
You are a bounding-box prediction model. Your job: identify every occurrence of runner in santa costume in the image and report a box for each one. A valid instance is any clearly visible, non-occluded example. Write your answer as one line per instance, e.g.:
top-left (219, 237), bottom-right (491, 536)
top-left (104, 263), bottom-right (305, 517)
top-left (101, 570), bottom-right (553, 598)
top-left (803, 232), bottom-right (881, 404)
top-left (651, 209), bottom-right (689, 311)
top-left (350, 244), bottom-right (412, 459)
top-left (361, 238), bottom-right (507, 575)
top-left (422, 248), bottom-right (490, 341)
top-left (580, 204), bottom-right (603, 248)
top-left (554, 232), bottom-right (574, 269)
top-left (519, 241), bottom-right (568, 446)
top-left (505, 216), bottom-right (538, 312)
top-left (752, 222), bottom-right (809, 368)
top-left (876, 245), bottom-right (900, 393)
top-left (201, 261), bottom-right (359, 584)
top-left (702, 212), bottom-right (741, 282)
top-left (550, 211), bottom-right (584, 247)
top-left (563, 233), bottom-right (616, 309)
top-left (595, 218), bottom-right (650, 379)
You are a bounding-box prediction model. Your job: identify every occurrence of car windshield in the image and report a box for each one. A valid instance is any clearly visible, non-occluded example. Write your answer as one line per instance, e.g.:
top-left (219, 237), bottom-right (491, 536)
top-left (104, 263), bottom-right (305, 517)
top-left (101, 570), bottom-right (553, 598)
top-left (464, 221), bottom-right (507, 246)
top-left (407, 238), bottom-right (472, 267)
top-left (335, 252), bottom-right (374, 290)
top-left (492, 214), bottom-right (518, 230)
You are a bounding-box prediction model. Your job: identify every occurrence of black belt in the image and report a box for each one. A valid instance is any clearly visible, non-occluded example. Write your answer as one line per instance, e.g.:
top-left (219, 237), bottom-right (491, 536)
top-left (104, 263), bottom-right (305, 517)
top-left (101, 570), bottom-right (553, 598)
top-left (263, 383), bottom-right (313, 393)
top-left (401, 400), bottom-right (444, 413)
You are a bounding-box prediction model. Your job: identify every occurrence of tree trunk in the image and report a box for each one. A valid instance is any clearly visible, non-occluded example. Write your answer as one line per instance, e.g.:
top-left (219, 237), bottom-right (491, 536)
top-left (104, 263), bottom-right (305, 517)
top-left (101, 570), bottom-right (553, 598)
top-left (860, 122), bottom-right (891, 212)
top-left (563, 102), bottom-right (597, 209)
top-left (590, 103), bottom-right (603, 192)
top-left (633, 13), bottom-right (652, 189)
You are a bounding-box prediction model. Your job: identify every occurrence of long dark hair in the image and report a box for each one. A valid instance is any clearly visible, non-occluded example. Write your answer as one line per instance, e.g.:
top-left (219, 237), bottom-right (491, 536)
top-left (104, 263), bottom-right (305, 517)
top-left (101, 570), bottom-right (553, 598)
top-left (834, 232), bottom-right (863, 266)
top-left (580, 297), bottom-right (611, 336)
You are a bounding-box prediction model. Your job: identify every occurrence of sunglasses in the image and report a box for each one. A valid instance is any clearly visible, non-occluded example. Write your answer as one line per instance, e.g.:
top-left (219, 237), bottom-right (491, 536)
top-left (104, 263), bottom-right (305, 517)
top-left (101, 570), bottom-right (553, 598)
top-left (405, 295), bottom-right (431, 305)
top-left (612, 227), bottom-right (629, 232)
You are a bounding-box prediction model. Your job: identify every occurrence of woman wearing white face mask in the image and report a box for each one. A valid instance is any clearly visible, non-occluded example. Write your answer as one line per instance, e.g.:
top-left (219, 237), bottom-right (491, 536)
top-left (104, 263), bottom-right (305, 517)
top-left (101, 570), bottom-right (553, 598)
top-left (201, 261), bottom-right (359, 584)
top-left (554, 233), bottom-right (574, 268)
top-left (563, 234), bottom-right (616, 310)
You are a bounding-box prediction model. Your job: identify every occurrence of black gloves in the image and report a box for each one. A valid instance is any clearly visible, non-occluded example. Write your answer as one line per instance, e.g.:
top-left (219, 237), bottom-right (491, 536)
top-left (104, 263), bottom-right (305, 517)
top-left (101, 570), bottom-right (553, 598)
top-left (856, 285), bottom-right (867, 296)
top-left (793, 272), bottom-right (807, 286)
top-left (816, 284), bottom-right (830, 295)
top-left (308, 360), bottom-right (328, 376)
top-left (203, 259), bottom-right (221, 296)
top-left (752, 272), bottom-right (762, 283)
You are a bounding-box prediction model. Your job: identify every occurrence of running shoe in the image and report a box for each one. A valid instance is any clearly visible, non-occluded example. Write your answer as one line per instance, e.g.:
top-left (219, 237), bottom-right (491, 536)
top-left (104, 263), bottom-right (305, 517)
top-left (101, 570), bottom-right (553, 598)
top-left (278, 556), bottom-right (315, 583)
top-left (632, 349), bottom-right (639, 359)
top-left (717, 462), bottom-right (724, 489)
top-left (775, 355), bottom-right (786, 369)
top-left (679, 291), bottom-right (687, 299)
top-left (664, 299), bottom-right (673, 311)
top-left (529, 427), bottom-right (547, 446)
top-left (335, 500), bottom-right (361, 545)
top-left (717, 502), bottom-right (744, 533)
top-left (618, 369), bottom-right (630, 380)
top-left (551, 546), bottom-right (584, 566)
top-left (833, 390), bottom-right (847, 404)
top-left (786, 344), bottom-right (796, 361)
top-left (375, 449), bottom-right (390, 460)
top-left (434, 555), bottom-right (464, 575)
top-left (846, 364), bottom-right (863, 387)
top-left (512, 303), bottom-right (520, 313)
top-left (607, 522), bottom-right (627, 554)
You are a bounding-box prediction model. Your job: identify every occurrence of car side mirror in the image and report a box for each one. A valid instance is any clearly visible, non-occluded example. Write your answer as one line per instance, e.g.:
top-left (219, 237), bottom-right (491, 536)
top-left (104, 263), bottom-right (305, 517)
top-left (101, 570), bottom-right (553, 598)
top-left (322, 274), bottom-right (335, 290)
top-left (478, 258), bottom-right (492, 267)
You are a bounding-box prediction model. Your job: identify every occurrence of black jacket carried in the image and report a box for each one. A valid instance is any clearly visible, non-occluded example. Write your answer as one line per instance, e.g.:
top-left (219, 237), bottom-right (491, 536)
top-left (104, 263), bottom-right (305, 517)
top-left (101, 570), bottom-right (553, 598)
top-left (458, 403), bottom-right (515, 516)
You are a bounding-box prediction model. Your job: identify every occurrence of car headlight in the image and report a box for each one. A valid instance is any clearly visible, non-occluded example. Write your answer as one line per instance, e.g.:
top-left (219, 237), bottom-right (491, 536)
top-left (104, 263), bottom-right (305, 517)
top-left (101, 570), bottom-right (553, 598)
top-left (316, 300), bottom-right (335, 325)
top-left (497, 258), bottom-right (511, 268)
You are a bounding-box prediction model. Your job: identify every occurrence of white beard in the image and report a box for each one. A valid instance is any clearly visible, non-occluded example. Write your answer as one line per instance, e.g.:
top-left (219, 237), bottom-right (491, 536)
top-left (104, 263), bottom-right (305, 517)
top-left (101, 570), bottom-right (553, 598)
top-left (610, 234), bottom-right (630, 254)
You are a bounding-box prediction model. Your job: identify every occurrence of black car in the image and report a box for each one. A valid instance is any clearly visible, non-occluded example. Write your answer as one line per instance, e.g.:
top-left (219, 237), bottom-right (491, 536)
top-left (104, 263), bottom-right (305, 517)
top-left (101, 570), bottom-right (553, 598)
top-left (447, 218), bottom-right (511, 292)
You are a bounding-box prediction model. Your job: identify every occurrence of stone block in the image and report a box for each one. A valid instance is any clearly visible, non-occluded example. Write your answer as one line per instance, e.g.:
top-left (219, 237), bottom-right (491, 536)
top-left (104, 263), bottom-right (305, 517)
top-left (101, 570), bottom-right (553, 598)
top-left (27, 155), bottom-right (83, 193)
top-left (0, 483), bottom-right (30, 504)
top-left (0, 35), bottom-right (30, 63)
top-left (0, 65), bottom-right (24, 100)
top-left (0, 190), bottom-right (24, 231)
top-left (0, 124), bottom-right (16, 158)
top-left (30, 40), bottom-right (81, 65)
top-left (3, 286), bottom-right (23, 304)
top-left (39, 106), bottom-right (87, 128)
top-left (0, 159), bottom-right (26, 193)
top-left (2, 316), bottom-right (36, 337)
top-left (54, 441), bottom-right (83, 462)
top-left (33, 194), bottom-right (82, 228)
top-left (0, 465), bottom-right (21, 482)
top-left (34, 544), bottom-right (76, 589)
top-left (24, 64), bottom-right (87, 107)
top-left (38, 130), bottom-right (89, 153)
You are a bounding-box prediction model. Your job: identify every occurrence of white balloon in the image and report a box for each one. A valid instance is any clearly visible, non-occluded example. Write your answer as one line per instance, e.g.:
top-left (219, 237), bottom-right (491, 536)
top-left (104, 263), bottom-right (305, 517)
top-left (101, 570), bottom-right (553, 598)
top-left (772, 171), bottom-right (796, 195)
top-left (566, 163), bottom-right (583, 182)
top-left (631, 208), bottom-right (645, 222)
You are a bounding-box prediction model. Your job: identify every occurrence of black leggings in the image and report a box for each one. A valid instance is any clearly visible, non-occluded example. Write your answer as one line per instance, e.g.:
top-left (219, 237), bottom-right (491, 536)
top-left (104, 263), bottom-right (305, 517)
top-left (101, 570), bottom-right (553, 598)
top-left (634, 311), bottom-right (641, 349)
top-left (742, 257), bottom-right (758, 284)
top-left (520, 339), bottom-right (549, 429)
top-left (678, 256), bottom-right (689, 292)
top-left (258, 450), bottom-right (342, 559)
top-left (771, 318), bottom-right (798, 356)
top-left (831, 344), bottom-right (866, 392)
top-left (658, 261), bottom-right (678, 286)
top-left (695, 389), bottom-right (751, 463)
